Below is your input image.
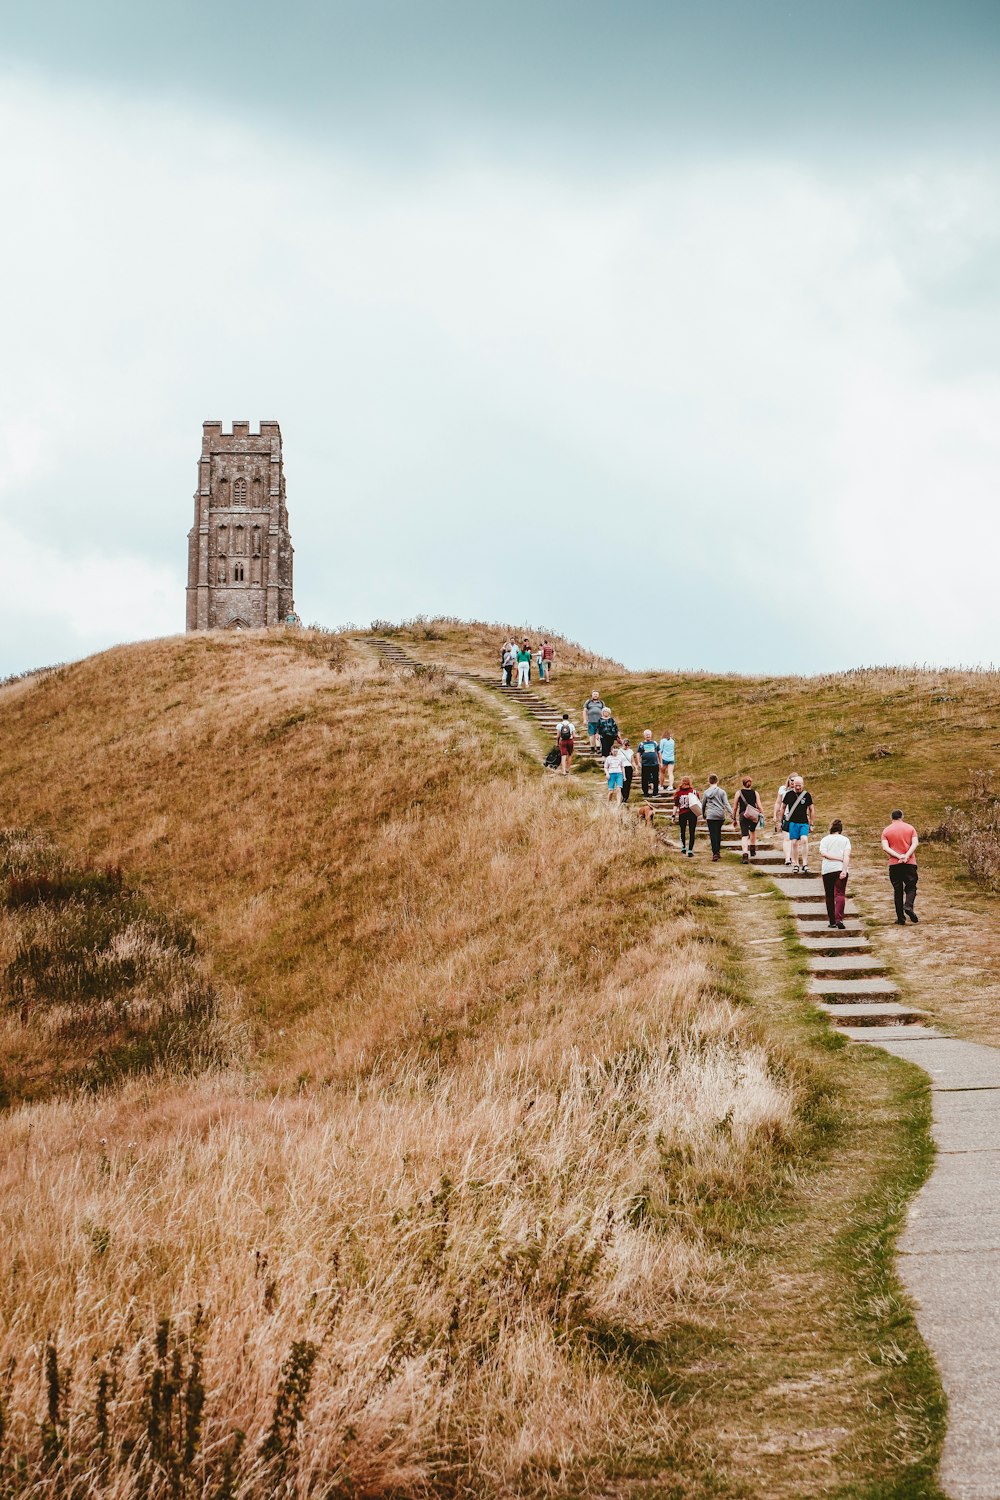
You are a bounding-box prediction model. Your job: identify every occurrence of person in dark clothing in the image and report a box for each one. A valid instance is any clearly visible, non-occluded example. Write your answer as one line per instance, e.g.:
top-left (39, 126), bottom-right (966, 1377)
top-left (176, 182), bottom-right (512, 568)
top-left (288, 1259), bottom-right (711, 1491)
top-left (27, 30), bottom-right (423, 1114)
top-left (701, 775), bottom-right (733, 861)
top-left (674, 777), bottom-right (700, 857)
top-left (638, 730), bottom-right (661, 797)
top-left (734, 777), bottom-right (762, 863)
top-left (597, 711), bottom-right (619, 757)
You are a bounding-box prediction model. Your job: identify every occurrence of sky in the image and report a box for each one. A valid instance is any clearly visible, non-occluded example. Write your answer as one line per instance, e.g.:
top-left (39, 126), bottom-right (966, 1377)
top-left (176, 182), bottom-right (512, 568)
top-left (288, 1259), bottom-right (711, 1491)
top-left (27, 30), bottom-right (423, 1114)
top-left (2, 0), bottom-right (1000, 676)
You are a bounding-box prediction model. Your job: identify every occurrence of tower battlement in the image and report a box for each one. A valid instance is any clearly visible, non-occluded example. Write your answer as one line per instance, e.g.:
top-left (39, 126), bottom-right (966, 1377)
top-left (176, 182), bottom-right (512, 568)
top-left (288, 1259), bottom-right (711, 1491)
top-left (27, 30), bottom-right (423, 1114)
top-left (186, 421), bottom-right (294, 631)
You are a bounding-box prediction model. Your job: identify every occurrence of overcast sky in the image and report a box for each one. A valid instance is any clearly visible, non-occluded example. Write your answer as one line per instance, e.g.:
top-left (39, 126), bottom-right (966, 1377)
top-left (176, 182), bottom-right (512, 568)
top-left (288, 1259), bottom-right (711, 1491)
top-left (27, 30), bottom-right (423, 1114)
top-left (3, 1), bottom-right (1000, 676)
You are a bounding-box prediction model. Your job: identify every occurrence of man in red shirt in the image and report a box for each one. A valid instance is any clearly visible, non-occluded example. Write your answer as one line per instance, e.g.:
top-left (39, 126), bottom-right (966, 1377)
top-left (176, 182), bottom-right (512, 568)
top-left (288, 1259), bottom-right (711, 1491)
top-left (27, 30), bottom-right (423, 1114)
top-left (881, 809), bottom-right (919, 924)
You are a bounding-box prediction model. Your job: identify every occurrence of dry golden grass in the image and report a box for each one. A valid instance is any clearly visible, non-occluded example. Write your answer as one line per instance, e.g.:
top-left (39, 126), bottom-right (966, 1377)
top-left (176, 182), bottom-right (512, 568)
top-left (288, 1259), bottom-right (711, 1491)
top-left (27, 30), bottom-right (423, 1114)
top-left (0, 630), bottom-right (812, 1495)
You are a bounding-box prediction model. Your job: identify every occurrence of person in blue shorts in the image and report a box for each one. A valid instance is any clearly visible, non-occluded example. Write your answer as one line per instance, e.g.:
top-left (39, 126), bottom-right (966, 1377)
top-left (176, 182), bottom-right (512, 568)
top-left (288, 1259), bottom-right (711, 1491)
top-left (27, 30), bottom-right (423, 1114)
top-left (659, 731), bottom-right (675, 793)
top-left (781, 776), bottom-right (815, 875)
top-left (604, 743), bottom-right (628, 804)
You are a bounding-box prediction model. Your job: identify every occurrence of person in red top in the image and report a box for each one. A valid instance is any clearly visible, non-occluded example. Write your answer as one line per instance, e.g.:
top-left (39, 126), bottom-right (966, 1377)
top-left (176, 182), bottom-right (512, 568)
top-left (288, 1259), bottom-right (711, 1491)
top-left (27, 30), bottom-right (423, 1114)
top-left (881, 809), bottom-right (919, 924)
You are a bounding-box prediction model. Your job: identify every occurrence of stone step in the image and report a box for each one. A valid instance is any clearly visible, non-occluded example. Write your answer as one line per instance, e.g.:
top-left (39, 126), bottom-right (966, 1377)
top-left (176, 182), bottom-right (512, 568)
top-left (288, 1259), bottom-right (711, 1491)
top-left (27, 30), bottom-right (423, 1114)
top-left (796, 917), bottom-right (864, 935)
top-left (770, 877), bottom-right (828, 900)
top-left (841, 1023), bottom-right (941, 1042)
top-left (791, 901), bottom-right (860, 920)
top-left (809, 977), bottom-right (899, 1000)
top-left (807, 955), bottom-right (886, 975)
top-left (818, 1002), bottom-right (926, 1027)
top-left (799, 934), bottom-right (871, 953)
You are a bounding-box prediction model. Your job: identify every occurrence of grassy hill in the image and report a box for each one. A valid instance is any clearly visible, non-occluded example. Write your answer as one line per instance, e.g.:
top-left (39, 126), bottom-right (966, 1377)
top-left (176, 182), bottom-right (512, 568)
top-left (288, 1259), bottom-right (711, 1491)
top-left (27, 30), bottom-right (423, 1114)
top-left (0, 628), bottom-right (945, 1496)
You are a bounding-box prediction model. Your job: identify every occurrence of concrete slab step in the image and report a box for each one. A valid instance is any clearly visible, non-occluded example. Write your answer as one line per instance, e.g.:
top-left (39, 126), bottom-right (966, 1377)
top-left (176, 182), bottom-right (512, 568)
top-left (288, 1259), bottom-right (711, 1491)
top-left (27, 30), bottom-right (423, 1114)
top-left (818, 1002), bottom-right (926, 1027)
top-left (809, 977), bottom-right (899, 999)
top-left (841, 1023), bottom-right (942, 1042)
top-left (792, 900), bottom-right (860, 919)
top-left (795, 917), bottom-right (864, 935)
top-left (799, 934), bottom-right (871, 953)
top-left (807, 955), bottom-right (886, 975)
top-left (771, 877), bottom-right (827, 900)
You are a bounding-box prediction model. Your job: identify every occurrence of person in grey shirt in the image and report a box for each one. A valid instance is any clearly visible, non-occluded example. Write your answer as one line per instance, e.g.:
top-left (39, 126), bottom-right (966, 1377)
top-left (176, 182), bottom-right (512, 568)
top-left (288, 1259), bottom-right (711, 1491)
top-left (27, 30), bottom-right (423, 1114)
top-left (583, 691), bottom-right (606, 750)
top-left (701, 775), bottom-right (733, 862)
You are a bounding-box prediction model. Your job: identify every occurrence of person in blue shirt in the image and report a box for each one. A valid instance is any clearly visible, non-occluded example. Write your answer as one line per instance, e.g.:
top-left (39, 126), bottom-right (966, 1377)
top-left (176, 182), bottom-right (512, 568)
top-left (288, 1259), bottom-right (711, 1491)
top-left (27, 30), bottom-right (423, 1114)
top-left (638, 730), bottom-right (661, 797)
top-left (658, 732), bottom-right (675, 793)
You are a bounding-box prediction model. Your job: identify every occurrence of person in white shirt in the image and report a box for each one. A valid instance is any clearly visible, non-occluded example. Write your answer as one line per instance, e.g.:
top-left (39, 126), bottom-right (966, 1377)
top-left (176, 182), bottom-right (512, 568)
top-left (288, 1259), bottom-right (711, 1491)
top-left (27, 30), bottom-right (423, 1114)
top-left (819, 819), bottom-right (851, 928)
top-left (604, 745), bottom-right (628, 804)
top-left (773, 770), bottom-right (798, 867)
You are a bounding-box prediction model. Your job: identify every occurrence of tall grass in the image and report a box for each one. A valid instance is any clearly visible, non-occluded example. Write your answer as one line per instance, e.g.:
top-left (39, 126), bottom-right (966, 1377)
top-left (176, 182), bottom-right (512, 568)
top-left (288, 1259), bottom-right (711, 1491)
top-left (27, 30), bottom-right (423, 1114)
top-left (0, 634), bottom-right (804, 1495)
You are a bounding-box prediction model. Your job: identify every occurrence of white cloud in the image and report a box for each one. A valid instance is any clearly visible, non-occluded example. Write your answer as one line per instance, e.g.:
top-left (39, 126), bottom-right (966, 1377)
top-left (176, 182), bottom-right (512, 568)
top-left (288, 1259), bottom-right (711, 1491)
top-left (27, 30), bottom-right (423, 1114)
top-left (1, 71), bottom-right (999, 675)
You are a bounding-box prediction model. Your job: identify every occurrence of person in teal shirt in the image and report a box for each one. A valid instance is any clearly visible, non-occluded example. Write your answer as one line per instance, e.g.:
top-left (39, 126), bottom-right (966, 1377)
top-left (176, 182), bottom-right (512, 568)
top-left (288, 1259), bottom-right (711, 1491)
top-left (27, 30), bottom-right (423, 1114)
top-left (658, 733), bottom-right (675, 792)
top-left (515, 642), bottom-right (532, 687)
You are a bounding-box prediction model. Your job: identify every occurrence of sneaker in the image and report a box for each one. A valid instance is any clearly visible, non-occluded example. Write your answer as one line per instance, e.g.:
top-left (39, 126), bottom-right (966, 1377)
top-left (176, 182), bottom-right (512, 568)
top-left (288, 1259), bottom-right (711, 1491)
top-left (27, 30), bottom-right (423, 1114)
top-left (687, 849), bottom-right (694, 858)
top-left (749, 849), bottom-right (757, 859)
top-left (836, 922), bottom-right (846, 930)
top-left (828, 922), bottom-right (837, 929)
top-left (905, 908), bottom-right (919, 923)
top-left (785, 859), bottom-right (793, 867)
top-left (896, 918), bottom-right (907, 925)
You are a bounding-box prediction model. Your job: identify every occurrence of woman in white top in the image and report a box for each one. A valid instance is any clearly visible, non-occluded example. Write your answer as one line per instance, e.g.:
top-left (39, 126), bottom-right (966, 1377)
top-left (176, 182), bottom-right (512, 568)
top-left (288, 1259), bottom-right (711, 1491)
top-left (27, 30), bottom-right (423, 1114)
top-left (819, 819), bottom-right (851, 928)
top-left (773, 771), bottom-right (798, 867)
top-left (604, 744), bottom-right (628, 804)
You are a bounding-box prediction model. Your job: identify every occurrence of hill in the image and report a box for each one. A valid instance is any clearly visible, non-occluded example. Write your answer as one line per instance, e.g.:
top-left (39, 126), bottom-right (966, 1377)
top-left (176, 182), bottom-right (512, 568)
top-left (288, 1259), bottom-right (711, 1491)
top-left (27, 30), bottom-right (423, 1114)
top-left (0, 628), bottom-right (942, 1496)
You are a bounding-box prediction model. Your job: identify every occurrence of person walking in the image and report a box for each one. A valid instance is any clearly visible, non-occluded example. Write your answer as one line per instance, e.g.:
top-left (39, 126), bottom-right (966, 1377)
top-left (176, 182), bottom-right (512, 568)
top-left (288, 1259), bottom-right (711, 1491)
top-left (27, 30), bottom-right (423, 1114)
top-left (734, 777), bottom-right (762, 862)
top-left (659, 732), bottom-right (675, 793)
top-left (819, 819), bottom-right (851, 928)
top-left (597, 707), bottom-right (619, 757)
top-left (541, 638), bottom-right (555, 679)
top-left (638, 730), bottom-right (661, 797)
top-left (675, 777), bottom-right (700, 857)
top-left (604, 742), bottom-right (628, 804)
top-left (500, 641), bottom-right (515, 686)
top-left (882, 809), bottom-right (919, 924)
top-left (620, 738), bottom-right (637, 802)
top-left (583, 692), bottom-right (606, 751)
top-left (701, 775), bottom-right (734, 861)
top-left (773, 770), bottom-right (798, 866)
top-left (781, 775), bottom-right (814, 875)
top-left (515, 640), bottom-right (532, 687)
top-left (556, 713), bottom-right (575, 776)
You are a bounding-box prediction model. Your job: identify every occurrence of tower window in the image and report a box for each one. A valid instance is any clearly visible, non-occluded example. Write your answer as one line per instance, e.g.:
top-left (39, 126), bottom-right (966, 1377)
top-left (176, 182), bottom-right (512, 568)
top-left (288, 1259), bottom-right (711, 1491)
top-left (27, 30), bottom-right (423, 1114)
top-left (233, 561), bottom-right (245, 583)
top-left (233, 477), bottom-right (248, 503)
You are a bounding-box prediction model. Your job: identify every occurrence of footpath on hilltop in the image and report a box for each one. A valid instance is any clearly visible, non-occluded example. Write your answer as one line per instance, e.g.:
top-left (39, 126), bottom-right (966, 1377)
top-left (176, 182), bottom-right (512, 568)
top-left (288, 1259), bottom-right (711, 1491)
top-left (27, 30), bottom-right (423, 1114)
top-left (0, 619), bottom-right (998, 1496)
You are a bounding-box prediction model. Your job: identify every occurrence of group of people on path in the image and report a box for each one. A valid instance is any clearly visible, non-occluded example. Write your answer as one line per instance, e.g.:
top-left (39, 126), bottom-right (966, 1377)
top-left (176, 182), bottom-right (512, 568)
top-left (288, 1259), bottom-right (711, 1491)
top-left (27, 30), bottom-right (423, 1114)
top-left (548, 690), bottom-right (922, 929)
top-left (500, 637), bottom-right (555, 686)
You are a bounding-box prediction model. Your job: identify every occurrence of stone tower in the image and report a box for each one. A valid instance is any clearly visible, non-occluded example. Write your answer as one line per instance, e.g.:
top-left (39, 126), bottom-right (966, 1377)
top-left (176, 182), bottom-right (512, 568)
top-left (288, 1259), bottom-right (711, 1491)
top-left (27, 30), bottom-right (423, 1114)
top-left (186, 420), bottom-right (294, 631)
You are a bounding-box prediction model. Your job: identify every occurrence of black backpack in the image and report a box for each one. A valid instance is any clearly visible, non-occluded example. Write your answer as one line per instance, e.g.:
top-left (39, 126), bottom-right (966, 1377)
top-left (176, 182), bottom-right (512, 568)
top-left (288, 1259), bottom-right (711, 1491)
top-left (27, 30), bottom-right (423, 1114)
top-left (544, 747), bottom-right (561, 768)
top-left (559, 722), bottom-right (573, 741)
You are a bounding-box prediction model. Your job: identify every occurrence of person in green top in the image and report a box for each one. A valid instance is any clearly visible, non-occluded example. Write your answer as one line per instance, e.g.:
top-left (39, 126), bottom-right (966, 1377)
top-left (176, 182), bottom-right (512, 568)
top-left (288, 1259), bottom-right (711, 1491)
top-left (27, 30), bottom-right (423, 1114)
top-left (516, 641), bottom-right (532, 686)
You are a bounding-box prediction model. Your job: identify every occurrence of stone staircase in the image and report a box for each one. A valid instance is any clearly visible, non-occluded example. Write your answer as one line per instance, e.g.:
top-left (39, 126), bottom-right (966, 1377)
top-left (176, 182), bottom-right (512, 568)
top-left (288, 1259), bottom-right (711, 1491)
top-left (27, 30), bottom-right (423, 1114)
top-left (368, 638), bottom-right (921, 1034)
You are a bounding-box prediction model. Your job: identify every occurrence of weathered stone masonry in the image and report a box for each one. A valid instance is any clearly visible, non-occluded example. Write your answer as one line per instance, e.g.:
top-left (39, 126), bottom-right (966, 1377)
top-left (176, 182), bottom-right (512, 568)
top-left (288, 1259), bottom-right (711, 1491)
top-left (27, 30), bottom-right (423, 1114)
top-left (185, 420), bottom-right (294, 631)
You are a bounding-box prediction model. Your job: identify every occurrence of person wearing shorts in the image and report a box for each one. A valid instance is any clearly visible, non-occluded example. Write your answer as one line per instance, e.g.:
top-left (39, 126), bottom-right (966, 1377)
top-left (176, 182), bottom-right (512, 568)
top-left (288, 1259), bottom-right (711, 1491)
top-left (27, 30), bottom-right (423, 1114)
top-left (773, 771), bottom-right (797, 866)
top-left (584, 692), bottom-right (606, 750)
top-left (734, 777), bottom-right (761, 862)
top-left (556, 715), bottom-right (575, 775)
top-left (782, 777), bottom-right (814, 874)
top-left (659, 733), bottom-right (675, 792)
top-left (604, 744), bottom-right (628, 804)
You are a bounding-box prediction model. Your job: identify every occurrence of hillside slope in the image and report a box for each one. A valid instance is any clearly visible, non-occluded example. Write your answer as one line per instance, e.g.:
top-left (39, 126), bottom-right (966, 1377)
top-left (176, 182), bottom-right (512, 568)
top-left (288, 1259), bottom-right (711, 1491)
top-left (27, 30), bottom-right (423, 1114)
top-left (0, 630), bottom-right (942, 1496)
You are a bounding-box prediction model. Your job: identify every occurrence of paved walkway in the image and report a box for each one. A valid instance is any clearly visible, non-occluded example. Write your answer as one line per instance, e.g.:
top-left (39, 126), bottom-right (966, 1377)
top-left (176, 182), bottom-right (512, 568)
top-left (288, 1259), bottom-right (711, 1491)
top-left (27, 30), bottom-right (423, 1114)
top-left (368, 640), bottom-right (1000, 1498)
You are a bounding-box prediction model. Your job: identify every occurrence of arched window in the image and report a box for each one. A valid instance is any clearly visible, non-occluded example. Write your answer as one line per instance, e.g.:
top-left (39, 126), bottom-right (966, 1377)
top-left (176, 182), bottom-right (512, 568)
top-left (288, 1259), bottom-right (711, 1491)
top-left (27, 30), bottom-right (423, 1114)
top-left (233, 561), bottom-right (246, 584)
top-left (233, 477), bottom-right (248, 504)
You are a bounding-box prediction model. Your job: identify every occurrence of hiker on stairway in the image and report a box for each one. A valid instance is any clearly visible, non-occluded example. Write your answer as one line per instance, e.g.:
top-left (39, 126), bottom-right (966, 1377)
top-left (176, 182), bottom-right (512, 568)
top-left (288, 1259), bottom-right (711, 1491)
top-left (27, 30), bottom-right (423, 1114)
top-left (620, 738), bottom-right (637, 802)
top-left (604, 742), bottom-right (629, 804)
top-left (500, 641), bottom-right (515, 686)
top-left (782, 776), bottom-right (815, 875)
top-left (881, 810), bottom-right (919, 924)
top-left (540, 638), bottom-right (555, 680)
top-left (701, 775), bottom-right (733, 861)
top-left (819, 819), bottom-right (851, 928)
top-left (674, 777), bottom-right (701, 857)
top-left (583, 691), bottom-right (606, 751)
top-left (556, 713), bottom-right (575, 776)
top-left (638, 731), bottom-right (661, 797)
top-left (597, 707), bottom-right (619, 758)
top-left (773, 770), bottom-right (798, 866)
top-left (515, 640), bottom-right (532, 687)
top-left (734, 777), bottom-right (762, 862)
top-left (659, 731), bottom-right (675, 793)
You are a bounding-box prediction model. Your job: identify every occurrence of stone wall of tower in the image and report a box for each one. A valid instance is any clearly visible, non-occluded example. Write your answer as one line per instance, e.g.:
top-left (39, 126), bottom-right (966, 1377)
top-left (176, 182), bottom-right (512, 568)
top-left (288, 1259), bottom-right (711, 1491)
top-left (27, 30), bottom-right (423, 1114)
top-left (186, 421), bottom-right (294, 632)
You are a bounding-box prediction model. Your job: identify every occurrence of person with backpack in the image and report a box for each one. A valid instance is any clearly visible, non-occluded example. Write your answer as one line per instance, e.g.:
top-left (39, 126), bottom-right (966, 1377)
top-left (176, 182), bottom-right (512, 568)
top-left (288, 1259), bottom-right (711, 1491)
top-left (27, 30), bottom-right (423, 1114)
top-left (515, 641), bottom-right (532, 687)
top-left (781, 776), bottom-right (815, 875)
top-left (819, 819), bottom-right (851, 928)
top-left (674, 777), bottom-right (701, 856)
top-left (881, 809), bottom-right (919, 924)
top-left (658, 731), bottom-right (675, 793)
top-left (604, 742), bottom-right (629, 804)
top-left (597, 708), bottom-right (619, 757)
top-left (773, 770), bottom-right (798, 866)
top-left (620, 738), bottom-right (637, 802)
top-left (583, 692), bottom-right (606, 750)
top-left (734, 777), bottom-right (762, 862)
top-left (638, 730), bottom-right (661, 797)
top-left (701, 775), bottom-right (734, 861)
top-left (555, 713), bottom-right (575, 775)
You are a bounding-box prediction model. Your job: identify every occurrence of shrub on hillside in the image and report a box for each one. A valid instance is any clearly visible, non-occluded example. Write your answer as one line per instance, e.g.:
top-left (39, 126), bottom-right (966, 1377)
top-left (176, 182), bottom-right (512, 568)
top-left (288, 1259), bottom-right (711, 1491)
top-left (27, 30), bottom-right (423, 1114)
top-left (923, 769), bottom-right (1000, 893)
